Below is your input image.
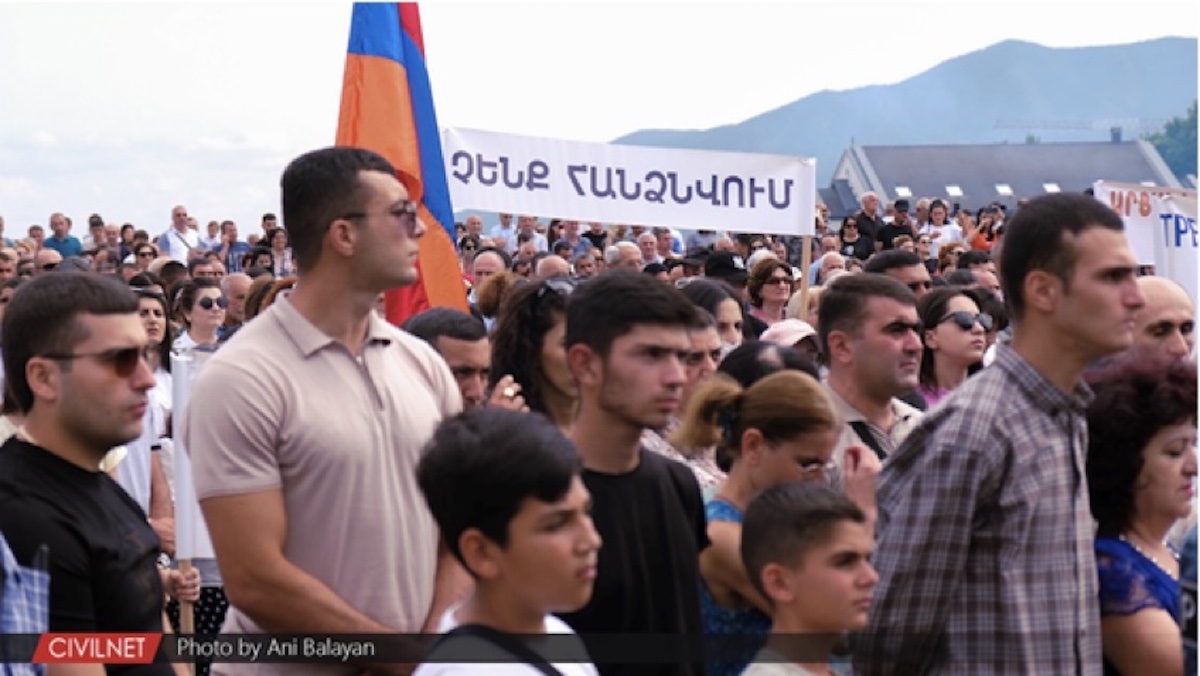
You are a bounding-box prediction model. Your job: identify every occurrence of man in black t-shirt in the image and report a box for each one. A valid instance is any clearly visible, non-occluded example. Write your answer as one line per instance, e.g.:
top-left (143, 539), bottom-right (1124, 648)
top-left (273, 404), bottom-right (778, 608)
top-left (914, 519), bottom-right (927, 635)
top-left (875, 199), bottom-right (916, 252)
top-left (0, 272), bottom-right (178, 674)
top-left (560, 270), bottom-right (709, 676)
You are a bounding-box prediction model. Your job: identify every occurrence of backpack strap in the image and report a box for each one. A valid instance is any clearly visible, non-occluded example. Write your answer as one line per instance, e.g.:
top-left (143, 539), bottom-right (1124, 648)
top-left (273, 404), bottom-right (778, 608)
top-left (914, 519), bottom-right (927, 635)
top-left (435, 624), bottom-right (563, 676)
top-left (848, 420), bottom-right (888, 461)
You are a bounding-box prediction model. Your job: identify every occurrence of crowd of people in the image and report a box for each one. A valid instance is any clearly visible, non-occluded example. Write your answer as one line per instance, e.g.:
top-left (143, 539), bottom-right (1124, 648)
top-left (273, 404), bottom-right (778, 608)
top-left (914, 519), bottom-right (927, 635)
top-left (0, 146), bottom-right (1196, 676)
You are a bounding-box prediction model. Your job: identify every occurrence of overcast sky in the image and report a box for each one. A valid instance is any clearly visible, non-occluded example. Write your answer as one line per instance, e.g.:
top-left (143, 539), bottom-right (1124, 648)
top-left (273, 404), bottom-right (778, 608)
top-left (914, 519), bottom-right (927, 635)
top-left (0, 0), bottom-right (1194, 237)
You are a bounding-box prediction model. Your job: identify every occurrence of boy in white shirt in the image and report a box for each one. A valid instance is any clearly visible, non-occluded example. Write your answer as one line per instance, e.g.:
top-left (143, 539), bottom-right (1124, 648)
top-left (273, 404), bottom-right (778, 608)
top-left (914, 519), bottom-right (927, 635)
top-left (739, 483), bottom-right (878, 676)
top-left (415, 407), bottom-right (602, 676)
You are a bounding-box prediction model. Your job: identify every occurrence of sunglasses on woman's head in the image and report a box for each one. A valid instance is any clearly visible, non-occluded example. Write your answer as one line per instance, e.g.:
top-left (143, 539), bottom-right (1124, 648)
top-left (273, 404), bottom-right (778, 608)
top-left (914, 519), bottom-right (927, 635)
top-left (536, 277), bottom-right (577, 300)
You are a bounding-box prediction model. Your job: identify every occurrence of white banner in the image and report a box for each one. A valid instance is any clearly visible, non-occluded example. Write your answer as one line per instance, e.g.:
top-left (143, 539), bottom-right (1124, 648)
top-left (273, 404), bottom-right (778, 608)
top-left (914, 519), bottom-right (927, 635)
top-left (442, 127), bottom-right (817, 237)
top-left (1093, 180), bottom-right (1198, 303)
top-left (171, 351), bottom-right (215, 561)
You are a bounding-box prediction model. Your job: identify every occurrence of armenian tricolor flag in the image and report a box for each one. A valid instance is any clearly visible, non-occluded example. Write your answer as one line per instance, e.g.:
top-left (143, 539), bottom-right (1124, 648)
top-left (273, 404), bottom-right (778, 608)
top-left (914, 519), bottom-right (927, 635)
top-left (336, 2), bottom-right (467, 323)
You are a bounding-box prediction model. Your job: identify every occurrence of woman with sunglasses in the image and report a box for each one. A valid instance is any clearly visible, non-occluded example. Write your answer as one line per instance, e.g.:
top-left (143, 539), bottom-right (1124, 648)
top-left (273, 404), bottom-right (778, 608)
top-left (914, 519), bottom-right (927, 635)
top-left (457, 235), bottom-right (481, 275)
top-left (937, 244), bottom-right (966, 278)
top-left (133, 243), bottom-right (158, 272)
top-left (746, 258), bottom-right (793, 329)
top-left (674, 363), bottom-right (840, 676)
top-left (916, 287), bottom-right (990, 407)
top-left (172, 278), bottom-right (227, 353)
top-left (837, 217), bottom-right (874, 262)
top-left (489, 277), bottom-right (577, 431)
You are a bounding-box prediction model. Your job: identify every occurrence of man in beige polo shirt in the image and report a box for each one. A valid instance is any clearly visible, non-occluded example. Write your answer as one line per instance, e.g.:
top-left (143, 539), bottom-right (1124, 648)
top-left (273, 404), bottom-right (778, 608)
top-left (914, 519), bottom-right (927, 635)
top-left (182, 147), bottom-right (465, 675)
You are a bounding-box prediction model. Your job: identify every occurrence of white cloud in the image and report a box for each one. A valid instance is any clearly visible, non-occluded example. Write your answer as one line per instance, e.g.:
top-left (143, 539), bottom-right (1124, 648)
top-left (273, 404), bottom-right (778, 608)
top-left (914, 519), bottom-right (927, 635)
top-left (0, 1), bottom-right (1193, 235)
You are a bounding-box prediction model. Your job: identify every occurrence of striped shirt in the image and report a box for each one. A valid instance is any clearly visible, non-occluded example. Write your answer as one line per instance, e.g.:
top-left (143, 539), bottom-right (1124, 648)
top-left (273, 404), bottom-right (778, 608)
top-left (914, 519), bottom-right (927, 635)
top-left (854, 344), bottom-right (1102, 675)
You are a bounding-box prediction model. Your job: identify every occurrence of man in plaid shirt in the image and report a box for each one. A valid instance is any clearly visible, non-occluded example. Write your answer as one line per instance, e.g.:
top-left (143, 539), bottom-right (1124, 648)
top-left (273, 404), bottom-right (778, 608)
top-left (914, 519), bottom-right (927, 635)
top-left (855, 194), bottom-right (1147, 674)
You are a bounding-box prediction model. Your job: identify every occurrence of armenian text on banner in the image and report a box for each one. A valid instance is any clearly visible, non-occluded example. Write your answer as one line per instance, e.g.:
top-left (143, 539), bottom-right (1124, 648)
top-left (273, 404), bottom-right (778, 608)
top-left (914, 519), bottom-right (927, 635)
top-left (1093, 180), bottom-right (1198, 302)
top-left (443, 127), bottom-right (818, 238)
top-left (337, 2), bottom-right (466, 324)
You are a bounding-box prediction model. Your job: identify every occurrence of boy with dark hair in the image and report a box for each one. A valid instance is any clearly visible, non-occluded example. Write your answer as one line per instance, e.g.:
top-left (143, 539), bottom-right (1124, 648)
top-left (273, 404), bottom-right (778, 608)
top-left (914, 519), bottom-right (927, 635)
top-left (741, 482), bottom-right (877, 676)
top-left (415, 407), bottom-right (601, 675)
top-left (559, 269), bottom-right (708, 676)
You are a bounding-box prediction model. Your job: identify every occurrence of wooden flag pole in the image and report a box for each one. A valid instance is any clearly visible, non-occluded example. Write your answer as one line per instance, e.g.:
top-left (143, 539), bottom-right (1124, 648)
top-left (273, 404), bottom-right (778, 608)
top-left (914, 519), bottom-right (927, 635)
top-left (797, 234), bottom-right (813, 321)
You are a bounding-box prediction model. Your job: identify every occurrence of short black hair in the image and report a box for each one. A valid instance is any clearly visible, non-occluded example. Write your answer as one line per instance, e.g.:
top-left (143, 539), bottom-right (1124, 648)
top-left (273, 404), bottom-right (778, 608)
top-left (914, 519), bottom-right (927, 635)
top-left (956, 250), bottom-right (992, 271)
top-left (1000, 193), bottom-right (1124, 320)
top-left (679, 278), bottom-right (742, 319)
top-left (187, 257), bottom-right (215, 276)
top-left (817, 273), bottom-right (915, 358)
top-left (718, 340), bottom-right (819, 387)
top-left (566, 269), bottom-right (696, 358)
top-left (280, 146), bottom-right (396, 272)
top-left (2, 272), bottom-right (138, 412)
top-left (402, 307), bottom-right (486, 346)
top-left (416, 407), bottom-right (582, 577)
top-left (741, 482), bottom-right (865, 602)
top-left (863, 249), bottom-right (921, 274)
top-left (942, 269), bottom-right (978, 287)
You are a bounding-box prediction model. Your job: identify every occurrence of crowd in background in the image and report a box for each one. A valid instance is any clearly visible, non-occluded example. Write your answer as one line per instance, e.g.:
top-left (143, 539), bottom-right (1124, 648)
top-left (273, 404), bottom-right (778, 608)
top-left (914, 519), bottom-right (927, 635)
top-left (0, 155), bottom-right (1196, 676)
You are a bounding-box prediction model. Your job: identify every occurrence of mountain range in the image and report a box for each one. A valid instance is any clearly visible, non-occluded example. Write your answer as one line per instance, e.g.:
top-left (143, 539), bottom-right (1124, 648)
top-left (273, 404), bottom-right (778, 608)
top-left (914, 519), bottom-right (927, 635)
top-left (613, 37), bottom-right (1198, 184)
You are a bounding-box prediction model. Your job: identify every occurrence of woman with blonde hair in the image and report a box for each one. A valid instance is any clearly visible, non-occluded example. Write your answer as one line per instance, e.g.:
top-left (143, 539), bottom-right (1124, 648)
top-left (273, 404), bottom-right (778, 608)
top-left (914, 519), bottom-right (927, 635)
top-left (674, 366), bottom-right (842, 675)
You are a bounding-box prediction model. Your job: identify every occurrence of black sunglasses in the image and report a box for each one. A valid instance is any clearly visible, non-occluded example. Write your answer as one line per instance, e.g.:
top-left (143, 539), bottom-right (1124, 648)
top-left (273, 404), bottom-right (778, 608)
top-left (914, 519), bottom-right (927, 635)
top-left (42, 345), bottom-right (156, 378)
top-left (196, 296), bottom-right (229, 310)
top-left (137, 250), bottom-right (156, 258)
top-left (939, 310), bottom-right (993, 332)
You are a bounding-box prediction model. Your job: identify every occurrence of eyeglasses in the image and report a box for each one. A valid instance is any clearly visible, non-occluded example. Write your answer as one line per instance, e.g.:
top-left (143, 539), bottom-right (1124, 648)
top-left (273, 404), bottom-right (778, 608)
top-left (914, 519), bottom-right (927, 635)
top-left (343, 200), bottom-right (420, 236)
top-left (137, 251), bottom-right (156, 258)
top-left (41, 345), bottom-right (155, 378)
top-left (766, 275), bottom-right (793, 286)
top-left (196, 296), bottom-right (229, 310)
top-left (947, 249), bottom-right (964, 257)
top-left (938, 310), bottom-right (993, 332)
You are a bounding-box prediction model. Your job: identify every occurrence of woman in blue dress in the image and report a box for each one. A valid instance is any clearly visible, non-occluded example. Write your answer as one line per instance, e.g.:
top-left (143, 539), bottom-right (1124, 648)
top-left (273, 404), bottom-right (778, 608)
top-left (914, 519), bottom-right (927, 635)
top-left (1086, 349), bottom-right (1197, 676)
top-left (672, 342), bottom-right (843, 676)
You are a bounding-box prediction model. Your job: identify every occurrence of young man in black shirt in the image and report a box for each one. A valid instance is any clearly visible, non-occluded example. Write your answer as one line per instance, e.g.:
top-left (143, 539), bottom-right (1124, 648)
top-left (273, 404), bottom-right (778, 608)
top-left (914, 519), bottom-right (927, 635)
top-left (0, 272), bottom-right (180, 674)
top-left (560, 270), bottom-right (709, 676)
